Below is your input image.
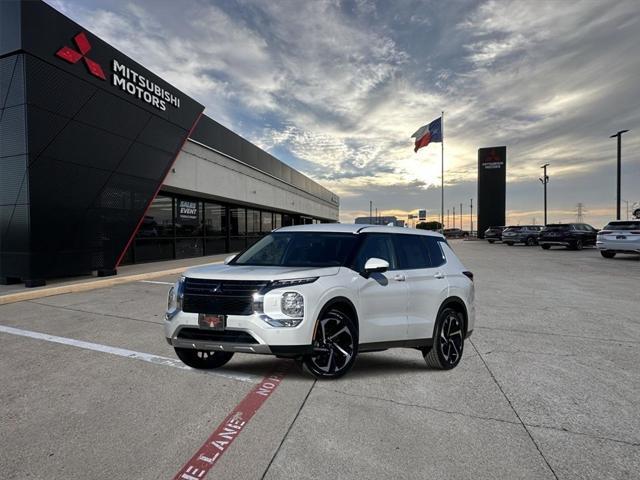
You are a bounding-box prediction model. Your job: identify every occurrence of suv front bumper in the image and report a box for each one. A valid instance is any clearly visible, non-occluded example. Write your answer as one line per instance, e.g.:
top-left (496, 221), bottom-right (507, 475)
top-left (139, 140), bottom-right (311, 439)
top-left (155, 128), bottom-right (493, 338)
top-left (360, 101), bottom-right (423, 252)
top-left (165, 310), bottom-right (315, 357)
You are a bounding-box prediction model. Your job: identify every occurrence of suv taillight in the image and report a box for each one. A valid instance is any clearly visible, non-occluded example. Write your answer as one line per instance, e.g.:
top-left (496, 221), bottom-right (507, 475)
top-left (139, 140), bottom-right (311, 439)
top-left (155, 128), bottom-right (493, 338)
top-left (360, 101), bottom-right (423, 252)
top-left (462, 271), bottom-right (474, 281)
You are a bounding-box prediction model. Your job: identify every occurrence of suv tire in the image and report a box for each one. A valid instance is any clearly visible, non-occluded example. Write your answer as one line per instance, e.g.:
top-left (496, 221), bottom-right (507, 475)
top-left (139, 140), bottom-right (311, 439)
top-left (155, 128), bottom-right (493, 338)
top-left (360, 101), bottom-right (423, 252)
top-left (423, 307), bottom-right (464, 370)
top-left (601, 250), bottom-right (616, 258)
top-left (174, 348), bottom-right (234, 369)
top-left (488, 240), bottom-right (495, 244)
top-left (526, 237), bottom-right (536, 246)
top-left (572, 239), bottom-right (584, 250)
top-left (505, 242), bottom-right (514, 246)
top-left (300, 309), bottom-right (358, 379)
top-left (541, 244), bottom-right (551, 250)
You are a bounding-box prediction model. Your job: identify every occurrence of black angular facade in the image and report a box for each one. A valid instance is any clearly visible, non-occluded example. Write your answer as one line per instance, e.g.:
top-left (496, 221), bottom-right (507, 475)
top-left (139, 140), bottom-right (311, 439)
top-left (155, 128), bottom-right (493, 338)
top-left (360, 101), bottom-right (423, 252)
top-left (0, 0), bottom-right (204, 285)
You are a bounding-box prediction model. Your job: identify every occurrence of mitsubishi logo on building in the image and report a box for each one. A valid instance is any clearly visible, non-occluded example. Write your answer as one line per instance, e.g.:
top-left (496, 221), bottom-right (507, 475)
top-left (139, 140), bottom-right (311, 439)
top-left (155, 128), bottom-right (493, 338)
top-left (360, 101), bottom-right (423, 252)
top-left (55, 32), bottom-right (106, 80)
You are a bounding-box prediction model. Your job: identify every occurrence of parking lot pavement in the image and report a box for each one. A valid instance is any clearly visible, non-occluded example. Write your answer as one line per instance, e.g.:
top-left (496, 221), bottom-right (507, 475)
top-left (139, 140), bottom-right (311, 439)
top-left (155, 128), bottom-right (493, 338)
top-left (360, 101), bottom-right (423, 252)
top-left (1, 241), bottom-right (638, 479)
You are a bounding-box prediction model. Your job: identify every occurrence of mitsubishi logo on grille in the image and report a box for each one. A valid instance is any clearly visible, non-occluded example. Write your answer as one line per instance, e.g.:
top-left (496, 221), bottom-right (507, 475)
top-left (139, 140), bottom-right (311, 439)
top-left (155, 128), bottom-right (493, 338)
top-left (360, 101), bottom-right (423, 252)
top-left (211, 283), bottom-right (223, 293)
top-left (55, 32), bottom-right (106, 80)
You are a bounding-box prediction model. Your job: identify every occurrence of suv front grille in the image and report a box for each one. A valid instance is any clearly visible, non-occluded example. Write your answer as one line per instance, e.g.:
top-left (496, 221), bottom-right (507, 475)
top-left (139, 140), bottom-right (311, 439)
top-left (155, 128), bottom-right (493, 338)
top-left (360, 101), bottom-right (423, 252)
top-left (182, 278), bottom-right (269, 315)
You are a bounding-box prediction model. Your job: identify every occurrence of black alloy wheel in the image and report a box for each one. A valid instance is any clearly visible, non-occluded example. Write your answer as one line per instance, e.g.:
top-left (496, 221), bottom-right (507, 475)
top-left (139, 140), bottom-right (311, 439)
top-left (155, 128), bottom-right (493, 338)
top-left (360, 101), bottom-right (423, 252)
top-left (572, 239), bottom-right (584, 250)
top-left (423, 308), bottom-right (464, 370)
top-left (526, 237), bottom-right (536, 246)
top-left (301, 309), bottom-right (358, 379)
top-left (174, 348), bottom-right (234, 369)
top-left (541, 244), bottom-right (551, 250)
top-left (601, 250), bottom-right (616, 258)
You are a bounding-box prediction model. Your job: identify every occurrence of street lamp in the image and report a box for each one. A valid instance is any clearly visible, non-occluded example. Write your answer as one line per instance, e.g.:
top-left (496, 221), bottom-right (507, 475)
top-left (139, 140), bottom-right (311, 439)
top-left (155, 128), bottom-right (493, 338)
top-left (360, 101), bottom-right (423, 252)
top-left (610, 130), bottom-right (630, 220)
top-left (539, 163), bottom-right (550, 225)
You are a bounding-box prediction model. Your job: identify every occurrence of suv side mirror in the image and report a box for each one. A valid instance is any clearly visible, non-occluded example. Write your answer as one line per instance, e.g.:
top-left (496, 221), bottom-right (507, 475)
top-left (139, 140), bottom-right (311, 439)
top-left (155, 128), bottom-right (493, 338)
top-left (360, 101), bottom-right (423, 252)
top-left (363, 257), bottom-right (389, 275)
top-left (224, 254), bottom-right (237, 265)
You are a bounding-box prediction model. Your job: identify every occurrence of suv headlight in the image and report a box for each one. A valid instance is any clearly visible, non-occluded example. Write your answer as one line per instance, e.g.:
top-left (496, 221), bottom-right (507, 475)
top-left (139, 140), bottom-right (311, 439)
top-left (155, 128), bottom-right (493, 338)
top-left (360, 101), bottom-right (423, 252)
top-left (166, 277), bottom-right (184, 319)
top-left (281, 292), bottom-right (304, 317)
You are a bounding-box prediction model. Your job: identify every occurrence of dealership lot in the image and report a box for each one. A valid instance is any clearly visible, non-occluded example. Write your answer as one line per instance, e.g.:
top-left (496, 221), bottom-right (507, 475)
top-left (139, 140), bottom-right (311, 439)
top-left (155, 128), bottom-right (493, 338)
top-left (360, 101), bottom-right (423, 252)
top-left (1, 241), bottom-right (638, 480)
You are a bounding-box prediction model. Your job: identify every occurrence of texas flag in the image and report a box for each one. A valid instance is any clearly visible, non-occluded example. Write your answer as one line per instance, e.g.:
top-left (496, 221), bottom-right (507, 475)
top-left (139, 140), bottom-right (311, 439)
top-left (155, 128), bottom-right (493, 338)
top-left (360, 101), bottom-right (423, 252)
top-left (411, 117), bottom-right (442, 153)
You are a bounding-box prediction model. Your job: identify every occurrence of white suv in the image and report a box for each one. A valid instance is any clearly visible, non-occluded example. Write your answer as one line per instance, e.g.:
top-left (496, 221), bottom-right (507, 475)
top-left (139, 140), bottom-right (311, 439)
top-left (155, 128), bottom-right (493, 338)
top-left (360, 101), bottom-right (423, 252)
top-left (165, 224), bottom-right (475, 379)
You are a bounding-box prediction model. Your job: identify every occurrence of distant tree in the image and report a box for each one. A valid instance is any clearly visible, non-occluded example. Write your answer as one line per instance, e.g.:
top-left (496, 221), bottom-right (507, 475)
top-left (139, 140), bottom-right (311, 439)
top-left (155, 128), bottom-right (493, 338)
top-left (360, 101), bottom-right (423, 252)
top-left (417, 221), bottom-right (442, 231)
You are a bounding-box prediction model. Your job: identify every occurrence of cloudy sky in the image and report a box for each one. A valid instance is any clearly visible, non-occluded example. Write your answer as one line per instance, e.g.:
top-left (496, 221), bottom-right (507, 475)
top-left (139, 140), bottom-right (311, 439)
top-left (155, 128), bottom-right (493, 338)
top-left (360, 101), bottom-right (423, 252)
top-left (48, 0), bottom-right (640, 227)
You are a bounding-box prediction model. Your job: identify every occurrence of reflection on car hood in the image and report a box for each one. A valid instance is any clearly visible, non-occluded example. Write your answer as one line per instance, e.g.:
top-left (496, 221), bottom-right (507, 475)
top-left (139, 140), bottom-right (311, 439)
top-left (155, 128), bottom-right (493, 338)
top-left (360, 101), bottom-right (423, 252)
top-left (183, 264), bottom-right (341, 281)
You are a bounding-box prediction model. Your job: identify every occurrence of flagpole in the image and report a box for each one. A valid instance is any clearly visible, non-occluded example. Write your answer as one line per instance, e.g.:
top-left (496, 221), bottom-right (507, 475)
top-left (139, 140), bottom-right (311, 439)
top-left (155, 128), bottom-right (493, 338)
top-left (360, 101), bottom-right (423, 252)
top-left (441, 110), bottom-right (444, 232)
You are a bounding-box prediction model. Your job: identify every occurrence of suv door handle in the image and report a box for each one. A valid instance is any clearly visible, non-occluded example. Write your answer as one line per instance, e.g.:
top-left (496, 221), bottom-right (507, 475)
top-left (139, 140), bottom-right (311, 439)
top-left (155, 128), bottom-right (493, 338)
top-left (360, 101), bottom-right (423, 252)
top-left (393, 274), bottom-right (406, 282)
top-left (434, 272), bottom-right (445, 279)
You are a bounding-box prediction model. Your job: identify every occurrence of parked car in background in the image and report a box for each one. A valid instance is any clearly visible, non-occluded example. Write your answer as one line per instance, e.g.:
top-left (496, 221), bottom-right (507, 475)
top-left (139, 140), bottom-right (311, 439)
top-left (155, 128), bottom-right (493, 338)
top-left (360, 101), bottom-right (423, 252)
top-left (484, 226), bottom-right (505, 243)
top-left (539, 223), bottom-right (598, 250)
top-left (443, 228), bottom-right (469, 239)
top-left (502, 225), bottom-right (544, 246)
top-left (596, 220), bottom-right (640, 258)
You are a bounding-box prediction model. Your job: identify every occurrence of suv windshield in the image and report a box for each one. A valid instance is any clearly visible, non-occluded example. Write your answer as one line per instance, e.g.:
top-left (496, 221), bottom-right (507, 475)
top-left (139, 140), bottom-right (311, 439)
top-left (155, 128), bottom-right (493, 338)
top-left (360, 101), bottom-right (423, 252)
top-left (604, 221), bottom-right (640, 230)
top-left (232, 232), bottom-right (358, 267)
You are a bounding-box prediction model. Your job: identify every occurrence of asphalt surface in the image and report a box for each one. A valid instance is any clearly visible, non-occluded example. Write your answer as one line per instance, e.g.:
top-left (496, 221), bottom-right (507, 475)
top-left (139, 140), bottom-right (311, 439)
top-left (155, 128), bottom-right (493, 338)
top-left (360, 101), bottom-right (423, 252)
top-left (1, 241), bottom-right (638, 479)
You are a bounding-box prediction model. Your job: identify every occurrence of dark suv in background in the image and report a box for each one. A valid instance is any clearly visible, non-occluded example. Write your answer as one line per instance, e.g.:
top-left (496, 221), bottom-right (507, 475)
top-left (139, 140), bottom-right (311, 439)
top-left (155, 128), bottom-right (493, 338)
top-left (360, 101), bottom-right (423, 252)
top-left (539, 223), bottom-right (598, 250)
top-left (484, 226), bottom-right (505, 243)
top-left (501, 225), bottom-right (543, 246)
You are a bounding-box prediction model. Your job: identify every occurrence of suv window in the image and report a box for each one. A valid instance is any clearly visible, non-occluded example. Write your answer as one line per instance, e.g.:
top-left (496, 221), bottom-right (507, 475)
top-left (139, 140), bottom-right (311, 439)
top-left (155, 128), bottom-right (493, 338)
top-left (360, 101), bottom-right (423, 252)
top-left (424, 236), bottom-right (446, 267)
top-left (393, 235), bottom-right (430, 269)
top-left (353, 234), bottom-right (396, 271)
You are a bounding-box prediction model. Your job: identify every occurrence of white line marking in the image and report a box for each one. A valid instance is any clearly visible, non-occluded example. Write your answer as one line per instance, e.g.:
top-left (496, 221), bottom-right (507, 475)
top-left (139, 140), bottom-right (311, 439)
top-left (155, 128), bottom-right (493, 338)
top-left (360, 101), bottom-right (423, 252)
top-left (0, 324), bottom-right (257, 383)
top-left (139, 280), bottom-right (174, 285)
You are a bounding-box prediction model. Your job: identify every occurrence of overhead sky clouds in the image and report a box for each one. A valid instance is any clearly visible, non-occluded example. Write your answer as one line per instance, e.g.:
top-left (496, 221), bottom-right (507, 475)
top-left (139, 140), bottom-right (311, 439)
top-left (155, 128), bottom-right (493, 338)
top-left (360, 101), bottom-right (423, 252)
top-left (47, 0), bottom-right (640, 227)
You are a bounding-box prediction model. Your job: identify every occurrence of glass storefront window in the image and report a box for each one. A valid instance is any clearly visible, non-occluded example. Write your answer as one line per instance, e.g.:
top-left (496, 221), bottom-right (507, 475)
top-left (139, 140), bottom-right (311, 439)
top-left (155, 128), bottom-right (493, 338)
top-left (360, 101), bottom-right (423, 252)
top-left (230, 208), bottom-right (246, 235)
top-left (261, 212), bottom-right (273, 232)
top-left (176, 238), bottom-right (203, 259)
top-left (274, 213), bottom-right (282, 229)
top-left (247, 209), bottom-right (260, 234)
top-left (138, 195), bottom-right (173, 238)
top-left (205, 203), bottom-right (226, 236)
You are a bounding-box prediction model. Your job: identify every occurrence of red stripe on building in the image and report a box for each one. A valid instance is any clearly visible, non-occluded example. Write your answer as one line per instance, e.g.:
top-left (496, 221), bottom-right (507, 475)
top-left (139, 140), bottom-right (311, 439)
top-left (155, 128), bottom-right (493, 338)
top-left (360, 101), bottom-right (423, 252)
top-left (172, 361), bottom-right (291, 480)
top-left (115, 112), bottom-right (203, 268)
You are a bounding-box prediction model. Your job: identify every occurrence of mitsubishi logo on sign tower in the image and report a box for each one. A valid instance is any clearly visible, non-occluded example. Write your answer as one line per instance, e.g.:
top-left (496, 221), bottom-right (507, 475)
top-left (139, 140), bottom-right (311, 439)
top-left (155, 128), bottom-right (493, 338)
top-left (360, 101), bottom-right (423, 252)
top-left (55, 32), bottom-right (106, 80)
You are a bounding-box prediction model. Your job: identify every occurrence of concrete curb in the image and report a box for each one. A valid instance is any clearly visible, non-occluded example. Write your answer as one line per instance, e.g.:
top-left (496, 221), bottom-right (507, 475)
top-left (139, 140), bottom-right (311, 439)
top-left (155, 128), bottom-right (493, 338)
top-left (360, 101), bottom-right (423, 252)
top-left (0, 262), bottom-right (222, 306)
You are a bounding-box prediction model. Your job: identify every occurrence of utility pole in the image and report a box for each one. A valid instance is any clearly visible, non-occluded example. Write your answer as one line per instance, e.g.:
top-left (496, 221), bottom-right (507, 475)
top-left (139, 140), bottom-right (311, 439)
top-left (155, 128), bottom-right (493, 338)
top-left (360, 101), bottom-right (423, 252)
top-left (623, 200), bottom-right (629, 220)
top-left (540, 163), bottom-right (550, 225)
top-left (369, 200), bottom-right (373, 224)
top-left (575, 203), bottom-right (586, 222)
top-left (470, 199), bottom-right (473, 235)
top-left (375, 208), bottom-right (378, 225)
top-left (447, 209), bottom-right (450, 228)
top-left (610, 130), bottom-right (629, 220)
top-left (453, 206), bottom-right (456, 230)
top-left (460, 203), bottom-right (463, 229)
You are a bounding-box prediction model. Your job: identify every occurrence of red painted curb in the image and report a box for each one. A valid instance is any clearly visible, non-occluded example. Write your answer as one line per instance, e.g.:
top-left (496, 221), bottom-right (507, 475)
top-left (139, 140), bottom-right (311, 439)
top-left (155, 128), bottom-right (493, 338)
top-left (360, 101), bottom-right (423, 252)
top-left (173, 361), bottom-right (291, 480)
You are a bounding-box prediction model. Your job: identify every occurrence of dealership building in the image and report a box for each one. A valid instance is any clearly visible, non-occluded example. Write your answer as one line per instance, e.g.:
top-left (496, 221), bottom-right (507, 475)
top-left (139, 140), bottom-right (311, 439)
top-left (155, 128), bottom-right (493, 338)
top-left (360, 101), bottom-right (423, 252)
top-left (0, 0), bottom-right (339, 287)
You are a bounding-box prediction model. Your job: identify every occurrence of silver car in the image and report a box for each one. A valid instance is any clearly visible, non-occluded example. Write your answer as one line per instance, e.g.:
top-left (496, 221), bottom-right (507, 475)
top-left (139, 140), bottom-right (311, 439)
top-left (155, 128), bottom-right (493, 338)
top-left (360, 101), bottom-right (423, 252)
top-left (596, 220), bottom-right (640, 258)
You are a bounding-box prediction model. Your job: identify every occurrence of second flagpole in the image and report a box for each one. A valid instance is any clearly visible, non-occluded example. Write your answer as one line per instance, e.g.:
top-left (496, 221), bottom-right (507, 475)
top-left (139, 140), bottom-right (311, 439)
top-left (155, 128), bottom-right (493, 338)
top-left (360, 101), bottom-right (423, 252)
top-left (441, 110), bottom-right (444, 231)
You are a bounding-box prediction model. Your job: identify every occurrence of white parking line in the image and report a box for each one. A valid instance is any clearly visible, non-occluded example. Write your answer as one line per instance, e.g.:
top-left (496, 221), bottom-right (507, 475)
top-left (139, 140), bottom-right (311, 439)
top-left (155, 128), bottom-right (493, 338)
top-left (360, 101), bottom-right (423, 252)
top-left (0, 324), bottom-right (258, 383)
top-left (139, 280), bottom-right (174, 285)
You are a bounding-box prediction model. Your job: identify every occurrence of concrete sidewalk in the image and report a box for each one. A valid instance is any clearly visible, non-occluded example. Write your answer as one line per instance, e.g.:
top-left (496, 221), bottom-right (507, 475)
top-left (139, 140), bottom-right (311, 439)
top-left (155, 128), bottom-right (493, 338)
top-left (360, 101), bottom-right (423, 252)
top-left (0, 253), bottom-right (232, 305)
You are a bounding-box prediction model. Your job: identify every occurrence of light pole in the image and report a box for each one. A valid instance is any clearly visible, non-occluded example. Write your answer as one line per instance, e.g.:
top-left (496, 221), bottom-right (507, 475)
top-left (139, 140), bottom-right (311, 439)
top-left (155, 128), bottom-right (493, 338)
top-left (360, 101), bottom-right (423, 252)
top-left (369, 200), bottom-right (373, 224)
top-left (470, 198), bottom-right (473, 235)
top-left (610, 130), bottom-right (629, 220)
top-left (453, 206), bottom-right (456, 229)
top-left (460, 203), bottom-right (463, 229)
top-left (539, 163), bottom-right (550, 225)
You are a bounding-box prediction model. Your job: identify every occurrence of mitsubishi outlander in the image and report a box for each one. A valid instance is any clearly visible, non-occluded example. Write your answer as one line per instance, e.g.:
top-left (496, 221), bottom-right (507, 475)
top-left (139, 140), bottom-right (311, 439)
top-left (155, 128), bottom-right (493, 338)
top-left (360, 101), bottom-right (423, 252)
top-left (165, 224), bottom-right (475, 379)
